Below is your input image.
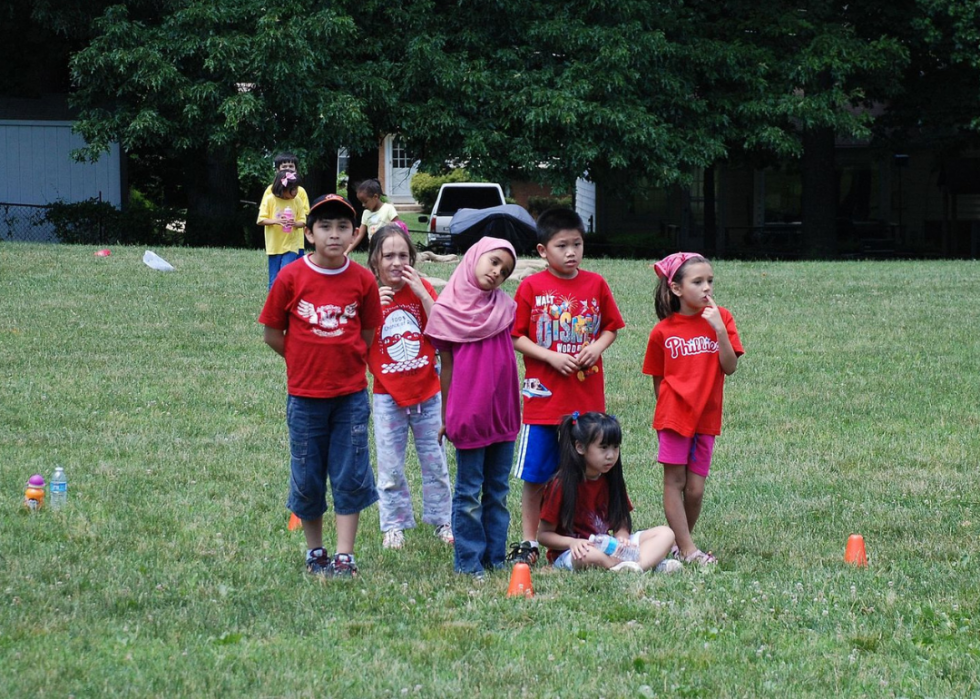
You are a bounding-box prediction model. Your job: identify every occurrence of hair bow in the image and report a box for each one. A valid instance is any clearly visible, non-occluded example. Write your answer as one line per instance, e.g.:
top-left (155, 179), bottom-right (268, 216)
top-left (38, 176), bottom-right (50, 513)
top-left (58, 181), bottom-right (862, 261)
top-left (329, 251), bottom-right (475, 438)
top-left (570, 411), bottom-right (580, 425)
top-left (280, 171), bottom-right (297, 187)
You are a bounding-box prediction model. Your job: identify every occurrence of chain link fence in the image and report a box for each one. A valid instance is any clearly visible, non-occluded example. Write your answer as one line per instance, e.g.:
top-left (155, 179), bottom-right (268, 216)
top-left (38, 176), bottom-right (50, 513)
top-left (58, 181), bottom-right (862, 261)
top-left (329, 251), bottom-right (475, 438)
top-left (0, 202), bottom-right (61, 242)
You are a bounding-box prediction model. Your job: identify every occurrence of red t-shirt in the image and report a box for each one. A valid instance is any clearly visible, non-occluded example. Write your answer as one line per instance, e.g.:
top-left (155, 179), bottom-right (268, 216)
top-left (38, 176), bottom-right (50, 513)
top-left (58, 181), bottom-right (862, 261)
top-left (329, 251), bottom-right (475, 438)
top-left (641, 307), bottom-right (744, 436)
top-left (368, 279), bottom-right (441, 408)
top-left (512, 269), bottom-right (625, 424)
top-left (258, 255), bottom-right (383, 398)
top-left (539, 474), bottom-right (634, 563)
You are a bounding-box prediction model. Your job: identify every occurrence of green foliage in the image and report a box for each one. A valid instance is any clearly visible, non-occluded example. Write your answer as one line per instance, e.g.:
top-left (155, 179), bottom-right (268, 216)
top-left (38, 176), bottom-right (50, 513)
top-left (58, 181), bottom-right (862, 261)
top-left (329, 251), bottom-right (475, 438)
top-left (526, 194), bottom-right (573, 218)
top-left (409, 169), bottom-right (479, 211)
top-left (38, 197), bottom-right (184, 246)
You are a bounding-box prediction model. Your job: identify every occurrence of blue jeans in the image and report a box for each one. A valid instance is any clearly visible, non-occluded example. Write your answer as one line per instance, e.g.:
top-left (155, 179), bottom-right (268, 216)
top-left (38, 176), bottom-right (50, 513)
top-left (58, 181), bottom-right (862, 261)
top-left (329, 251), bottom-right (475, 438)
top-left (286, 391), bottom-right (378, 520)
top-left (373, 393), bottom-right (451, 532)
top-left (452, 441), bottom-right (514, 574)
top-left (268, 249), bottom-right (303, 289)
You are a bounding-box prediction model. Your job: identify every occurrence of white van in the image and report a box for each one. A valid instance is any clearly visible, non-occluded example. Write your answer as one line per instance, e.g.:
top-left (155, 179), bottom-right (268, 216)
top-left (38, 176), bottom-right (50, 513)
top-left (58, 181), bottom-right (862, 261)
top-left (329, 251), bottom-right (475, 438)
top-left (419, 183), bottom-right (506, 251)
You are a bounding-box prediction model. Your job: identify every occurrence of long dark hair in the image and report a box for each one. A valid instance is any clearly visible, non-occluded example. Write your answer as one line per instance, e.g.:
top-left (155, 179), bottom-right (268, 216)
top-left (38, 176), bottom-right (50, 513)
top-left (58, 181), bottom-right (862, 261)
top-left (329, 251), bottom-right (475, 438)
top-left (553, 411), bottom-right (631, 535)
top-left (654, 254), bottom-right (709, 320)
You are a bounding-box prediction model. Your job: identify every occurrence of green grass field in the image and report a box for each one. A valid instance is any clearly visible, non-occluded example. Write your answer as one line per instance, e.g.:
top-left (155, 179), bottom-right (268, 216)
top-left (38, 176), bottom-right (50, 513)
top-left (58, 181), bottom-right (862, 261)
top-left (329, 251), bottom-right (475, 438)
top-left (1, 244), bottom-right (979, 697)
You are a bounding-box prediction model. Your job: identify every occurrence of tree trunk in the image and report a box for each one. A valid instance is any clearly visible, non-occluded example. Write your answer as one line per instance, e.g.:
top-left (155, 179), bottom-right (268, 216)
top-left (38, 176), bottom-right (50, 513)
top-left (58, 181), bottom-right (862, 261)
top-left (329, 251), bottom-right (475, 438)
top-left (703, 165), bottom-right (717, 256)
top-left (801, 125), bottom-right (837, 259)
top-left (184, 147), bottom-right (242, 247)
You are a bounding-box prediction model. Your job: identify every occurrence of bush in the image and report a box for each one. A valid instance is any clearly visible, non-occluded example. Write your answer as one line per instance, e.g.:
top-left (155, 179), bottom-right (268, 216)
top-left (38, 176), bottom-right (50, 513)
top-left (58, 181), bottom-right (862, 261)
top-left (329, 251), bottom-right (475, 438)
top-left (410, 169), bottom-right (479, 211)
top-left (41, 196), bottom-right (186, 246)
top-left (526, 194), bottom-right (573, 218)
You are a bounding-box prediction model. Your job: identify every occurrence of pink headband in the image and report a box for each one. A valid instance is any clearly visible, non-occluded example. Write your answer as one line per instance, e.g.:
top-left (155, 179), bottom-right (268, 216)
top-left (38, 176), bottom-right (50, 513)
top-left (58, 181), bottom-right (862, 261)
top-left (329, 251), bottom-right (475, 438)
top-left (654, 252), bottom-right (701, 285)
top-left (280, 171), bottom-right (297, 187)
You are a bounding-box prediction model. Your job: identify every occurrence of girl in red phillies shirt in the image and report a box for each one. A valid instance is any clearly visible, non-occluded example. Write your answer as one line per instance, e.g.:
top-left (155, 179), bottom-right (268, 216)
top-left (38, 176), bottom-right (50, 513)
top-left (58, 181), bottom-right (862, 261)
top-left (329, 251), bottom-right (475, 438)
top-left (642, 253), bottom-right (744, 566)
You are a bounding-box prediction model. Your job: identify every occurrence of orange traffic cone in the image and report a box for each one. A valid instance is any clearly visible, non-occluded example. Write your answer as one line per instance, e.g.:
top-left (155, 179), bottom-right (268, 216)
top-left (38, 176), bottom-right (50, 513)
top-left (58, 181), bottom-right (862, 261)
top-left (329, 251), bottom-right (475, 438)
top-left (507, 562), bottom-right (534, 597)
top-left (844, 534), bottom-right (867, 566)
top-left (288, 512), bottom-right (302, 531)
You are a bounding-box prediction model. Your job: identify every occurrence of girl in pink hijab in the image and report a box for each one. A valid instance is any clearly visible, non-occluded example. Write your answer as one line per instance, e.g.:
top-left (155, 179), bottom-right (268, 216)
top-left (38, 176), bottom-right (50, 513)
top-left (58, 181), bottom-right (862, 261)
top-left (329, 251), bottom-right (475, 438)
top-left (425, 237), bottom-right (520, 577)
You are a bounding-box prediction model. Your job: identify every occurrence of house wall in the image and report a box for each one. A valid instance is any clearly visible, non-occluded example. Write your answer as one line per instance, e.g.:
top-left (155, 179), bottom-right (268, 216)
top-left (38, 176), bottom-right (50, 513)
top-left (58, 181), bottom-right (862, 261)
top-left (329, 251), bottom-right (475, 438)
top-left (0, 120), bottom-right (122, 207)
top-left (0, 119), bottom-right (123, 242)
top-left (575, 178), bottom-right (597, 233)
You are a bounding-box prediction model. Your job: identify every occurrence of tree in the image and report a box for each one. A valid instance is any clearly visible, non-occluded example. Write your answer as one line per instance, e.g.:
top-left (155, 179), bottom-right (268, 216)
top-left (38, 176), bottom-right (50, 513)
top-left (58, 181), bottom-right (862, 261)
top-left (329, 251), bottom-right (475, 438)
top-left (69, 0), bottom-right (379, 245)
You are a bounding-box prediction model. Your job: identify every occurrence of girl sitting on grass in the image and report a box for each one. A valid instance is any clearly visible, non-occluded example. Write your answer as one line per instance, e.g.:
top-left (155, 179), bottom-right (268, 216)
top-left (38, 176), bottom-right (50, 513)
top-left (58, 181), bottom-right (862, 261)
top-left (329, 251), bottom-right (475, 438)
top-left (366, 224), bottom-right (454, 550)
top-left (538, 411), bottom-right (680, 573)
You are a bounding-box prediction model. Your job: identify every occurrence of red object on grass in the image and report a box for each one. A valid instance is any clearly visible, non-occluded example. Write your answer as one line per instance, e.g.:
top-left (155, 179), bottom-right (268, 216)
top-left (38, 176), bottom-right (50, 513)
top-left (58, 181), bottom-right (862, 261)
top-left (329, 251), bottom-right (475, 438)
top-left (95, 249), bottom-right (111, 257)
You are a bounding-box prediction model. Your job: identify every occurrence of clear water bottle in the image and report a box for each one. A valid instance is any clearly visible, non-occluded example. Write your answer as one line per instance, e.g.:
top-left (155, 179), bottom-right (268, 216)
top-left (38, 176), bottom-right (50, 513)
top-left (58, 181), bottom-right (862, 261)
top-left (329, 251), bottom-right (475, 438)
top-left (50, 466), bottom-right (67, 509)
top-left (589, 534), bottom-right (639, 562)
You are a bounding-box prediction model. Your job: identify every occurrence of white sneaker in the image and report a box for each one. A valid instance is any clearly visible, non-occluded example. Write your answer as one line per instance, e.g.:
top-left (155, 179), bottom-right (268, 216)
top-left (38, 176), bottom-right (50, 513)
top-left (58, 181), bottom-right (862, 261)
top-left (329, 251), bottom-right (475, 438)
top-left (653, 559), bottom-right (683, 574)
top-left (610, 561), bottom-right (644, 573)
top-left (382, 529), bottom-right (405, 549)
top-left (434, 524), bottom-right (455, 545)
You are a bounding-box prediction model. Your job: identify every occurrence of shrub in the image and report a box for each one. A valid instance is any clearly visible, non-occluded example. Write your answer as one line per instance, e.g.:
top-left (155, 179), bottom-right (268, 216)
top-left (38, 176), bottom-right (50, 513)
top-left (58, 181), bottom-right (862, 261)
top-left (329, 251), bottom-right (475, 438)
top-left (410, 168), bottom-right (478, 211)
top-left (526, 194), bottom-right (574, 218)
top-left (41, 196), bottom-right (185, 246)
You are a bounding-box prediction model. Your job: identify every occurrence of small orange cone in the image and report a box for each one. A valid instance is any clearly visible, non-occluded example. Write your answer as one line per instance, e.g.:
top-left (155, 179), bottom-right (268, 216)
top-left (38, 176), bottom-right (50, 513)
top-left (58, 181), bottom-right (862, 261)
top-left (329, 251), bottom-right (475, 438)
top-left (844, 534), bottom-right (867, 566)
top-left (507, 562), bottom-right (534, 597)
top-left (288, 512), bottom-right (302, 531)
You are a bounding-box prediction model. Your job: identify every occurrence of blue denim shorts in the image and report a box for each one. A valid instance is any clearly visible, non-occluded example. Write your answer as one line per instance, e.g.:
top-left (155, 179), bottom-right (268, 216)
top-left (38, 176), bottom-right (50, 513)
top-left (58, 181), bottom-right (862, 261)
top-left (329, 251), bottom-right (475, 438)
top-left (512, 424), bottom-right (560, 484)
top-left (286, 390), bottom-right (378, 519)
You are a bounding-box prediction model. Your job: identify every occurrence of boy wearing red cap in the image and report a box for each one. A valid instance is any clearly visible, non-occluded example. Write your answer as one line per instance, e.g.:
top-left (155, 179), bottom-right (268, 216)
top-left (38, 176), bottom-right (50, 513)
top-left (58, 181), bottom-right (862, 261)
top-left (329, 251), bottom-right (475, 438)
top-left (259, 194), bottom-right (383, 578)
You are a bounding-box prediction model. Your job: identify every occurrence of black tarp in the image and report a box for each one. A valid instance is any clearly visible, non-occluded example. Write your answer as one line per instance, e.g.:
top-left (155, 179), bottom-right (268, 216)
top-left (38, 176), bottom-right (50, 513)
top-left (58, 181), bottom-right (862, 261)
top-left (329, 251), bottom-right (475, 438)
top-left (448, 204), bottom-right (538, 254)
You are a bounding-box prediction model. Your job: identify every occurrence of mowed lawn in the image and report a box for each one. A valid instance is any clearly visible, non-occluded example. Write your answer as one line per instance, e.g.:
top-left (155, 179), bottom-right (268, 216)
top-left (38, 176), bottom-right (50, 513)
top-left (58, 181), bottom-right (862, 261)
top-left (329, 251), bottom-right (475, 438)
top-left (1, 244), bottom-right (978, 698)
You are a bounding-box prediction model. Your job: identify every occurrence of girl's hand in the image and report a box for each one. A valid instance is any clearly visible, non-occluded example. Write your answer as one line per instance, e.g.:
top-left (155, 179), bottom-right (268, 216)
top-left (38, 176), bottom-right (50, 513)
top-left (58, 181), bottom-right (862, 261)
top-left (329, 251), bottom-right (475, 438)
top-left (402, 265), bottom-right (427, 299)
top-left (570, 538), bottom-right (593, 561)
top-left (379, 285), bottom-right (395, 306)
top-left (701, 296), bottom-right (725, 333)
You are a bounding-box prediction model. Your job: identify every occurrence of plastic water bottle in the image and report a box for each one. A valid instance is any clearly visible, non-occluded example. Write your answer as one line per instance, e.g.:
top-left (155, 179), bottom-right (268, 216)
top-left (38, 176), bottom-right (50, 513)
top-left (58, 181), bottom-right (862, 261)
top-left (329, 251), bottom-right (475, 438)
top-left (589, 534), bottom-right (639, 562)
top-left (50, 466), bottom-right (67, 509)
top-left (281, 207), bottom-right (294, 233)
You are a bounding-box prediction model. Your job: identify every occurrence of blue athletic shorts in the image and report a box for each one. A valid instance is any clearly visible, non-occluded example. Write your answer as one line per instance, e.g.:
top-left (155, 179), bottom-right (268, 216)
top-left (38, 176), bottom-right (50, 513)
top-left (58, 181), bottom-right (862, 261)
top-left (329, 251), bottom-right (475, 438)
top-left (512, 424), bottom-right (560, 484)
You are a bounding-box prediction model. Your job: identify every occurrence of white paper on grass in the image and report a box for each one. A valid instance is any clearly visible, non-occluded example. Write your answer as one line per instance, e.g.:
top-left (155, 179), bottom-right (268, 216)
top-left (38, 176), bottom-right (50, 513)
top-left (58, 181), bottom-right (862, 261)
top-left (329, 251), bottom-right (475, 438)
top-left (143, 250), bottom-right (175, 272)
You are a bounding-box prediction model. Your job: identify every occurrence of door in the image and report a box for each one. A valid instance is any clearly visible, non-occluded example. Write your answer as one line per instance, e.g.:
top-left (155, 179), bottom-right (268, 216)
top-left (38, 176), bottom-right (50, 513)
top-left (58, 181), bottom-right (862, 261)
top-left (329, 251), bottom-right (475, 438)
top-left (385, 136), bottom-right (420, 203)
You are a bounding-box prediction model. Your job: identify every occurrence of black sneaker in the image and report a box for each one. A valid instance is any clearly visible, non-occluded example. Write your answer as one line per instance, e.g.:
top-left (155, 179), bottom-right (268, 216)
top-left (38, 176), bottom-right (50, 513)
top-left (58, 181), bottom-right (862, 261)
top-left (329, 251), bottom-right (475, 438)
top-left (328, 553), bottom-right (359, 578)
top-left (506, 541), bottom-right (539, 566)
top-left (306, 548), bottom-right (332, 577)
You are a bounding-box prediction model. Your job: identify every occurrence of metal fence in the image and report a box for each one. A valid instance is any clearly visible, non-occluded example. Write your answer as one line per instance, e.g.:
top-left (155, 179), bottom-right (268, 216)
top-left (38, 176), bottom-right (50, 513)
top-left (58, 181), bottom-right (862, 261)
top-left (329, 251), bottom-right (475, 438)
top-left (0, 202), bottom-right (59, 242)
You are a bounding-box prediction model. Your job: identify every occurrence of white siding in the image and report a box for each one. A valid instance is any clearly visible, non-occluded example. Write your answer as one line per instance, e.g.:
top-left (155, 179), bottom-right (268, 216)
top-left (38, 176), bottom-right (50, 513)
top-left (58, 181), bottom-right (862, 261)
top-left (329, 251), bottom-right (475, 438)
top-left (575, 177), bottom-right (597, 233)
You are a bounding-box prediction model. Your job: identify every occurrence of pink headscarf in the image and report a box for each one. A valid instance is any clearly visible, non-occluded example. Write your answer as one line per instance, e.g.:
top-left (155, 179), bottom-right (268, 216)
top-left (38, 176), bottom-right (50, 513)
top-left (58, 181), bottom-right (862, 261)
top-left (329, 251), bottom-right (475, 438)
top-left (425, 237), bottom-right (517, 343)
top-left (654, 252), bottom-right (703, 285)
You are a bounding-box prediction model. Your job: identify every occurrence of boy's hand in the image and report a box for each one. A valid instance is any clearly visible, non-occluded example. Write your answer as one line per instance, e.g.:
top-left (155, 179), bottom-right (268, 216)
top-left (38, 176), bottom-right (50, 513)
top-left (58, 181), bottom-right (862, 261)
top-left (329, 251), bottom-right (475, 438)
top-left (379, 285), bottom-right (395, 306)
top-left (438, 424), bottom-right (447, 445)
top-left (548, 350), bottom-right (580, 376)
top-left (702, 296), bottom-right (725, 333)
top-left (575, 343), bottom-right (602, 370)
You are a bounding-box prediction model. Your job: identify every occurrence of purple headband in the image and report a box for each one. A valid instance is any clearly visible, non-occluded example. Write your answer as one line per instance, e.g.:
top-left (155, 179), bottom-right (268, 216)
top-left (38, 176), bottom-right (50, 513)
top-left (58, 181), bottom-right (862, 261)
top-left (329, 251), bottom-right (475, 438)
top-left (654, 252), bottom-right (701, 285)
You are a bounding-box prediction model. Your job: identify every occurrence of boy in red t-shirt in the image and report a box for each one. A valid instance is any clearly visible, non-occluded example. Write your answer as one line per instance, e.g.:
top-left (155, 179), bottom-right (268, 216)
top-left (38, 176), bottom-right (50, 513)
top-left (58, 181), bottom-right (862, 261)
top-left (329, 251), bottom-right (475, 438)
top-left (259, 194), bottom-right (384, 578)
top-left (508, 208), bottom-right (625, 566)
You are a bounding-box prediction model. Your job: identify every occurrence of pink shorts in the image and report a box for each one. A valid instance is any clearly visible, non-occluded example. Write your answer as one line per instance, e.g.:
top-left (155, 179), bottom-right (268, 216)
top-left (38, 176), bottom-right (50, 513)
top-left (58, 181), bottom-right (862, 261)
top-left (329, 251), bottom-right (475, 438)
top-left (657, 429), bottom-right (716, 478)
